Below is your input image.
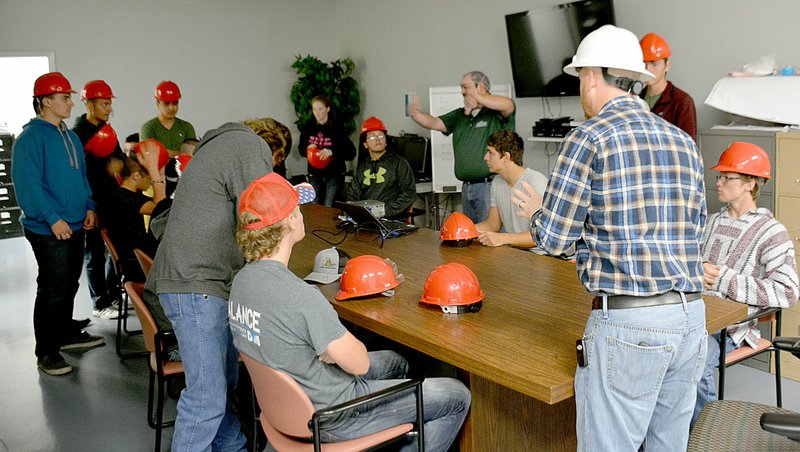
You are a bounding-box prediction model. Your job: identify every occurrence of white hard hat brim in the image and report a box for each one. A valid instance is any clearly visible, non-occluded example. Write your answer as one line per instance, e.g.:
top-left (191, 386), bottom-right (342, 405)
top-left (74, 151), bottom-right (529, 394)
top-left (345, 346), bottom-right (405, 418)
top-left (563, 61), bottom-right (654, 82)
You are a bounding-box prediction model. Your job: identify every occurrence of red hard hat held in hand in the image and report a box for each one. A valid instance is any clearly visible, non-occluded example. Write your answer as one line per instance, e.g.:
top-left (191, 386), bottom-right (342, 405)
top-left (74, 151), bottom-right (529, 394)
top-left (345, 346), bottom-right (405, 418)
top-left (133, 139), bottom-right (171, 169)
top-left (84, 123), bottom-right (118, 158)
top-left (155, 81), bottom-right (181, 102)
top-left (419, 262), bottom-right (484, 314)
top-left (440, 212), bottom-right (479, 246)
top-left (307, 146), bottom-right (331, 169)
top-left (711, 142), bottom-right (771, 180)
top-left (33, 72), bottom-right (76, 97)
top-left (335, 255), bottom-right (401, 301)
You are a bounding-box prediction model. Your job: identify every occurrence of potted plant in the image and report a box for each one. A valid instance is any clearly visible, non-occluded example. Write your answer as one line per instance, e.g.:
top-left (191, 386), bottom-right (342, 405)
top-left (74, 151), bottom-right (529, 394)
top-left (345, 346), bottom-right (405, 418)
top-left (290, 55), bottom-right (361, 136)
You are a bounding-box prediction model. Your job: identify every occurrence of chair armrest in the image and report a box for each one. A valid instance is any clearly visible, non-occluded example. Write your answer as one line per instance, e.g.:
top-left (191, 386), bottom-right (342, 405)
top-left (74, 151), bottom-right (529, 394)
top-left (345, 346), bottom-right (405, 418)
top-left (731, 307), bottom-right (780, 326)
top-left (760, 413), bottom-right (800, 442)
top-left (314, 377), bottom-right (424, 419)
top-left (154, 329), bottom-right (177, 363)
top-left (772, 336), bottom-right (800, 354)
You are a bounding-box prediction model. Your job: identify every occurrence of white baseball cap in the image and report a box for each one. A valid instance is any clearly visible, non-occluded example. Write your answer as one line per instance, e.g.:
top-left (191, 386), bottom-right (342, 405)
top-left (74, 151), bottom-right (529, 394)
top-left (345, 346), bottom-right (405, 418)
top-left (304, 247), bottom-right (350, 284)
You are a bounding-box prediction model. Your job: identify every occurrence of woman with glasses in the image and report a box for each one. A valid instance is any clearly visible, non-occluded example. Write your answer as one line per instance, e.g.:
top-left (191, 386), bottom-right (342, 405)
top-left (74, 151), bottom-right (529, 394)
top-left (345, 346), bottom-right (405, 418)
top-left (347, 116), bottom-right (416, 219)
top-left (692, 141), bottom-right (799, 426)
top-left (298, 95), bottom-right (356, 206)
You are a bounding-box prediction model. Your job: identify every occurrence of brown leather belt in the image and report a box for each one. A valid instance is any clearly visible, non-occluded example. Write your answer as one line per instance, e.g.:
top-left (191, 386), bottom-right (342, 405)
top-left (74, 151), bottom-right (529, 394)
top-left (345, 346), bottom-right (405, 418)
top-left (591, 291), bottom-right (702, 310)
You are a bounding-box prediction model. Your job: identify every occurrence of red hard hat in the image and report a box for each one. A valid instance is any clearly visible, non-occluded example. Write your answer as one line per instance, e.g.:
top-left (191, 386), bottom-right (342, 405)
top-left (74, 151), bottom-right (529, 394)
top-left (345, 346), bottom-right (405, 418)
top-left (360, 116), bottom-right (387, 135)
top-left (155, 81), bottom-right (181, 102)
top-left (133, 139), bottom-right (171, 169)
top-left (307, 146), bottom-right (331, 169)
top-left (33, 72), bottom-right (76, 97)
top-left (639, 32), bottom-right (672, 62)
top-left (335, 255), bottom-right (401, 301)
top-left (711, 142), bottom-right (771, 180)
top-left (440, 212), bottom-right (478, 245)
top-left (84, 123), bottom-right (118, 158)
top-left (80, 80), bottom-right (115, 101)
top-left (419, 263), bottom-right (484, 314)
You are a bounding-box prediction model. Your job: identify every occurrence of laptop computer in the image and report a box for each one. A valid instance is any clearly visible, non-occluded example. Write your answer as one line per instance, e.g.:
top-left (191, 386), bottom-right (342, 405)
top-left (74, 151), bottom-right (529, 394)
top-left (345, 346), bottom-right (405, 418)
top-left (334, 201), bottom-right (419, 236)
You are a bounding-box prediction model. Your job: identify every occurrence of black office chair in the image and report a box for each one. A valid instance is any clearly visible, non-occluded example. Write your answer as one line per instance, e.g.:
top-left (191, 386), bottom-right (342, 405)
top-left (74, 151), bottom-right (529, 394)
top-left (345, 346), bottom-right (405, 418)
top-left (688, 336), bottom-right (800, 451)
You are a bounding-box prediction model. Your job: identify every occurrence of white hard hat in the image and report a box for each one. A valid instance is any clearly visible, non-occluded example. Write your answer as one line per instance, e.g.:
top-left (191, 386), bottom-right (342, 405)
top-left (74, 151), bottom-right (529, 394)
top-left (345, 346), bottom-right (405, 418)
top-left (563, 25), bottom-right (654, 81)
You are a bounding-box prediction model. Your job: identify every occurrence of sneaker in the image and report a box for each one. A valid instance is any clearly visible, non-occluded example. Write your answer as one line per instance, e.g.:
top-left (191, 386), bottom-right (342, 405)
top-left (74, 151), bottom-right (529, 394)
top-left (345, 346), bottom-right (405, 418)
top-left (111, 299), bottom-right (133, 312)
top-left (61, 331), bottom-right (105, 351)
top-left (37, 354), bottom-right (73, 376)
top-left (92, 306), bottom-right (120, 320)
top-left (71, 318), bottom-right (91, 330)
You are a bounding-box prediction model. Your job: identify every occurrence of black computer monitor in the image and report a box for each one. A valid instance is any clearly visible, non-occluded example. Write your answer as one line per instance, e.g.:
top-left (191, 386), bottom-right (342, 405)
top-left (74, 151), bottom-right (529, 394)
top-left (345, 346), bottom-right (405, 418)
top-left (390, 134), bottom-right (430, 181)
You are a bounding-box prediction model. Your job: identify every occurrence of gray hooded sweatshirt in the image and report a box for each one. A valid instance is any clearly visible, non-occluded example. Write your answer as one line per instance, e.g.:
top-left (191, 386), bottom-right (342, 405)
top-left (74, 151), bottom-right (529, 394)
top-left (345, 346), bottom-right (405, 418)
top-left (145, 122), bottom-right (273, 299)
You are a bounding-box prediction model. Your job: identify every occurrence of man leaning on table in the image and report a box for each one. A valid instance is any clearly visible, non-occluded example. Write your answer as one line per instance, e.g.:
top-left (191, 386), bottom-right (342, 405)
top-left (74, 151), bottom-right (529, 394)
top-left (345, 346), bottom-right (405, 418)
top-left (514, 26), bottom-right (706, 451)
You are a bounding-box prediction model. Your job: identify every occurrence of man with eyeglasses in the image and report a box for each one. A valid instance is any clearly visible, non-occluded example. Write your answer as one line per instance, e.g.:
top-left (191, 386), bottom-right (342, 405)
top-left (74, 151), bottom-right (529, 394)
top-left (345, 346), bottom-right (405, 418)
top-left (692, 141), bottom-right (798, 426)
top-left (409, 71), bottom-right (515, 223)
top-left (347, 116), bottom-right (416, 219)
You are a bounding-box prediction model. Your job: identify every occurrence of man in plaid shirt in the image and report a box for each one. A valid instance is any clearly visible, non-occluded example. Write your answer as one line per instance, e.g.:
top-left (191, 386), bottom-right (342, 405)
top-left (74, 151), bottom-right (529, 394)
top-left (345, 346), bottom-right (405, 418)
top-left (515, 26), bottom-right (706, 451)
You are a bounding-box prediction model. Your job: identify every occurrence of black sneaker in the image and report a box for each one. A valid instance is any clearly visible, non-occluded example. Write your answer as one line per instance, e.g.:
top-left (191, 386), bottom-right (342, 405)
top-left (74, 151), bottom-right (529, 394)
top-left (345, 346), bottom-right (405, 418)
top-left (37, 354), bottom-right (73, 376)
top-left (61, 331), bottom-right (105, 351)
top-left (71, 318), bottom-right (91, 330)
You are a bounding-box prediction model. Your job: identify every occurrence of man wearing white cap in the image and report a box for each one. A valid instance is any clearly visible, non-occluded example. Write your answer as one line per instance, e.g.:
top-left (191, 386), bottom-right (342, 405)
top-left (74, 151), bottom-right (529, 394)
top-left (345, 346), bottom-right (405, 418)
top-left (229, 173), bottom-right (471, 452)
top-left (514, 25), bottom-right (706, 450)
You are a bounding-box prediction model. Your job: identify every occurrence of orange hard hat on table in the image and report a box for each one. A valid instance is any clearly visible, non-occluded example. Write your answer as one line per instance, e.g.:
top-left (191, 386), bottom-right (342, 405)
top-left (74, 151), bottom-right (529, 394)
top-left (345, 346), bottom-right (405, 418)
top-left (84, 123), bottom-right (118, 158)
top-left (335, 255), bottom-right (401, 301)
top-left (440, 212), bottom-right (479, 246)
top-left (155, 81), bottom-right (181, 102)
top-left (419, 262), bottom-right (484, 314)
top-left (640, 32), bottom-right (672, 62)
top-left (33, 72), bottom-right (76, 97)
top-left (711, 142), bottom-right (771, 180)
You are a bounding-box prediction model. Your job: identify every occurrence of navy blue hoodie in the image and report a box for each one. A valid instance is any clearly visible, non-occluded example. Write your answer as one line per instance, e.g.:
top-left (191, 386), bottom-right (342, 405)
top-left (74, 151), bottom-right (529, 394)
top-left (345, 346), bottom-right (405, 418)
top-left (11, 117), bottom-right (95, 235)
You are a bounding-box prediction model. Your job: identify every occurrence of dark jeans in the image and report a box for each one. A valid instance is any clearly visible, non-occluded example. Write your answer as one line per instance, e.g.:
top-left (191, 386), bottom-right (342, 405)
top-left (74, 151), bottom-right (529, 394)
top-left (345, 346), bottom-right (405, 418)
top-left (84, 227), bottom-right (115, 309)
top-left (308, 174), bottom-right (342, 208)
top-left (24, 227), bottom-right (86, 358)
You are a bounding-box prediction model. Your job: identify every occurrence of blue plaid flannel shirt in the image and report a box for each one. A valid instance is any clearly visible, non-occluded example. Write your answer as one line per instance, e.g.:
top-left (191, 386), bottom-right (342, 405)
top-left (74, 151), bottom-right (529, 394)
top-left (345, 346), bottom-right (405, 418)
top-left (532, 96), bottom-right (706, 296)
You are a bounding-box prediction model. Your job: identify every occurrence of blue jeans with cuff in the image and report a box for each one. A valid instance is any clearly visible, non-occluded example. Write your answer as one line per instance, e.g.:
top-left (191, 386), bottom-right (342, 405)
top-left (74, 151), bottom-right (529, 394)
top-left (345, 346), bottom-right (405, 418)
top-left (160, 292), bottom-right (246, 452)
top-left (575, 299), bottom-right (707, 452)
top-left (321, 350), bottom-right (471, 452)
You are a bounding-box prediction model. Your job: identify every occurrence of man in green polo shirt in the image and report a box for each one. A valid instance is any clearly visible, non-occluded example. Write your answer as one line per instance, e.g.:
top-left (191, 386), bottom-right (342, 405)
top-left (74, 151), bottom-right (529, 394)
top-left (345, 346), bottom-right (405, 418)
top-left (141, 80), bottom-right (196, 157)
top-left (410, 71), bottom-right (515, 223)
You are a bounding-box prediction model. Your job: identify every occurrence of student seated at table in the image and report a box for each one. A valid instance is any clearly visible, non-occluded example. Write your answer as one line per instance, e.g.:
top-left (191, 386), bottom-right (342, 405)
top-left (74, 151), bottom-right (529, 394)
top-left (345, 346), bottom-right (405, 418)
top-left (347, 116), bottom-right (416, 219)
top-left (474, 130), bottom-right (547, 248)
top-left (692, 142), bottom-right (799, 426)
top-left (229, 172), bottom-right (471, 451)
top-left (106, 143), bottom-right (165, 282)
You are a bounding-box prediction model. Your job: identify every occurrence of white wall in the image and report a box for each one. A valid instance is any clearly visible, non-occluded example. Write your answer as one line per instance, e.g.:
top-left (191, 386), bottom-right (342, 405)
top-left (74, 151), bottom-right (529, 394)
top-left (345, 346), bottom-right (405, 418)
top-left (3, 0), bottom-right (800, 177)
top-left (336, 0), bottom-right (800, 174)
top-left (0, 0), bottom-right (338, 176)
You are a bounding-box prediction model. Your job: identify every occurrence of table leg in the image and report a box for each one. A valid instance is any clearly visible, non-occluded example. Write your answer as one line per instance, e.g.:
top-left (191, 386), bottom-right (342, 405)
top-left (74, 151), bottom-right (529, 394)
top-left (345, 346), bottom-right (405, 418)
top-left (463, 374), bottom-right (577, 451)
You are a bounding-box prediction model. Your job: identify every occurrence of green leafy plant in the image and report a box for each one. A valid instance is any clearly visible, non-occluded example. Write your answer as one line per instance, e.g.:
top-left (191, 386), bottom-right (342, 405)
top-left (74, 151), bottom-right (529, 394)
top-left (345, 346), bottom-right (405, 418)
top-left (290, 55), bottom-right (361, 136)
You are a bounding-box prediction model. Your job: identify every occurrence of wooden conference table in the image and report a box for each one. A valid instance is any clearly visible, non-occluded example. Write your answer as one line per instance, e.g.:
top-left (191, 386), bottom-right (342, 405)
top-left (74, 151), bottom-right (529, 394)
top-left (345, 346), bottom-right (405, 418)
top-left (288, 204), bottom-right (747, 451)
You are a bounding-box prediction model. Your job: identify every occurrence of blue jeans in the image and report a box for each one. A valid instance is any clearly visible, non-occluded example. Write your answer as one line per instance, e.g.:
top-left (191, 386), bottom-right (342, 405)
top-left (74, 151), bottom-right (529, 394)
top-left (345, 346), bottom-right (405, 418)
top-left (24, 227), bottom-right (85, 358)
top-left (461, 180), bottom-right (491, 224)
top-left (575, 299), bottom-right (707, 452)
top-left (692, 332), bottom-right (736, 427)
top-left (84, 227), bottom-right (115, 310)
top-left (160, 293), bottom-right (246, 452)
top-left (308, 174), bottom-right (341, 208)
top-left (321, 350), bottom-right (471, 452)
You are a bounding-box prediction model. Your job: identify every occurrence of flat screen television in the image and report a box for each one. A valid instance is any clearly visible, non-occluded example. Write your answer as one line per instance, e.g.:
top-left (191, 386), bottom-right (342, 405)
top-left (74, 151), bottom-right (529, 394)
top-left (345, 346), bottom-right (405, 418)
top-left (505, 0), bottom-right (615, 98)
